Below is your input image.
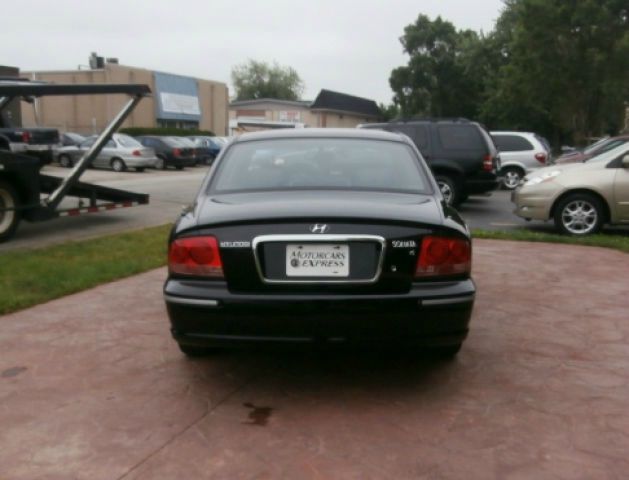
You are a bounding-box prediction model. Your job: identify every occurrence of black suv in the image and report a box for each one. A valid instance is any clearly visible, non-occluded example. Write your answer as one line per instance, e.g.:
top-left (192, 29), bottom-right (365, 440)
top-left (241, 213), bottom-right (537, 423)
top-left (360, 119), bottom-right (500, 205)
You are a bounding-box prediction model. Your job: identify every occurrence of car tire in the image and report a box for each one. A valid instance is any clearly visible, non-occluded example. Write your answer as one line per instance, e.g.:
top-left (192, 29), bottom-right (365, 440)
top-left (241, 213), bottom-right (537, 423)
top-left (435, 175), bottom-right (460, 206)
top-left (58, 154), bottom-right (73, 168)
top-left (553, 193), bottom-right (605, 236)
top-left (135, 167), bottom-right (145, 172)
top-left (501, 167), bottom-right (524, 190)
top-left (0, 180), bottom-right (21, 243)
top-left (178, 344), bottom-right (217, 357)
top-left (175, 166), bottom-right (184, 170)
top-left (111, 158), bottom-right (126, 172)
top-left (155, 156), bottom-right (166, 170)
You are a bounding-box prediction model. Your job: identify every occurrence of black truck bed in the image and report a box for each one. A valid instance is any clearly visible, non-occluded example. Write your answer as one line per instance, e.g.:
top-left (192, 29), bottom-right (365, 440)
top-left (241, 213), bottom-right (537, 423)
top-left (0, 82), bottom-right (152, 241)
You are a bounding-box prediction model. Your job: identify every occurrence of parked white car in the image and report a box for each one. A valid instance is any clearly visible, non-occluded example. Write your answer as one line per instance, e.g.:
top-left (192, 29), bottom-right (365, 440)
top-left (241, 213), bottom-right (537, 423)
top-left (56, 133), bottom-right (158, 172)
top-left (491, 131), bottom-right (551, 189)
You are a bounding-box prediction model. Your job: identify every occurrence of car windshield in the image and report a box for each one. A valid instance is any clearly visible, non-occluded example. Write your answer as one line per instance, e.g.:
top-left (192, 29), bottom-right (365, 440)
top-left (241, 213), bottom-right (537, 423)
top-left (583, 137), bottom-right (610, 155)
top-left (65, 132), bottom-right (85, 143)
top-left (209, 138), bottom-right (431, 194)
top-left (117, 134), bottom-right (142, 148)
top-left (587, 143), bottom-right (629, 164)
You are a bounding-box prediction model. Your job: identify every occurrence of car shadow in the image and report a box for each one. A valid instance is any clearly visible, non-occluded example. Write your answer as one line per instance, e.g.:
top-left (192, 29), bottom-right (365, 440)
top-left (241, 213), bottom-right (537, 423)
top-left (517, 223), bottom-right (629, 237)
top-left (181, 347), bottom-right (466, 401)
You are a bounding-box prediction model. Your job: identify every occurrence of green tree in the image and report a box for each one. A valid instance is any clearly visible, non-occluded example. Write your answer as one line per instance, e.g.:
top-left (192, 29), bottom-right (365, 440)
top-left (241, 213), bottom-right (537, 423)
top-left (483, 0), bottom-right (629, 145)
top-left (231, 60), bottom-right (305, 101)
top-left (389, 15), bottom-right (488, 118)
top-left (389, 3), bottom-right (629, 146)
top-left (378, 102), bottom-right (401, 120)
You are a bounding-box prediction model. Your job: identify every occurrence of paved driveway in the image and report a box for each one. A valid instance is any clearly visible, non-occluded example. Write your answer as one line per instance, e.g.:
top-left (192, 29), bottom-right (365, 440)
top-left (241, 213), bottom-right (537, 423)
top-left (1, 240), bottom-right (628, 479)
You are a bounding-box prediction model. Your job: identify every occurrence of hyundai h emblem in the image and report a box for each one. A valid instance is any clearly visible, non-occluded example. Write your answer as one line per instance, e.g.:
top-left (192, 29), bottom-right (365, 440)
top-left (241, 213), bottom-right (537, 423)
top-left (309, 224), bottom-right (329, 234)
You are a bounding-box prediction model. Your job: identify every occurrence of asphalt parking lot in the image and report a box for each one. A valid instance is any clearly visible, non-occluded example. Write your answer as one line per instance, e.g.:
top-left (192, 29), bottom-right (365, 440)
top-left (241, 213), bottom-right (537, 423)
top-left (2, 239), bottom-right (628, 479)
top-left (0, 164), bottom-right (569, 253)
top-left (8, 164), bottom-right (628, 254)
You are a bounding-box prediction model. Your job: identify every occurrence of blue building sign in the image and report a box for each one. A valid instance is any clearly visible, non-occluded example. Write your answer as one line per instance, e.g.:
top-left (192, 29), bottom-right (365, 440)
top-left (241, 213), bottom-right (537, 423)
top-left (154, 72), bottom-right (201, 121)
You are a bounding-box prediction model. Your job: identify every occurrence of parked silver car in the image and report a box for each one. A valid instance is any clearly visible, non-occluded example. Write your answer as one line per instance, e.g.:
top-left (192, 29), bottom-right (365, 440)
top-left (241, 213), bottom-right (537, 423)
top-left (491, 131), bottom-right (551, 189)
top-left (56, 133), bottom-right (158, 171)
top-left (512, 143), bottom-right (629, 235)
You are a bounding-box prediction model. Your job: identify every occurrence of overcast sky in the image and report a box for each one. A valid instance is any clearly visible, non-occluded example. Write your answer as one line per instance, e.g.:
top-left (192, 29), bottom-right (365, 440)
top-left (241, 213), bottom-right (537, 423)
top-left (2, 0), bottom-right (504, 104)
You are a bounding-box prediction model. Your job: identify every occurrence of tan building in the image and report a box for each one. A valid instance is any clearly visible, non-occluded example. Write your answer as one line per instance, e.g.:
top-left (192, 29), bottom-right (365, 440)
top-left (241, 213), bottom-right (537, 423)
top-left (21, 61), bottom-right (229, 135)
top-left (229, 89), bottom-right (381, 133)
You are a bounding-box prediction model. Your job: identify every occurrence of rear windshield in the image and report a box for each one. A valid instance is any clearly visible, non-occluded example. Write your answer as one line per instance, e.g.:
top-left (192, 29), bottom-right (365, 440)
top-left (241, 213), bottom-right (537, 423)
top-left (209, 138), bottom-right (431, 194)
top-left (117, 135), bottom-right (142, 148)
top-left (168, 137), bottom-right (196, 147)
top-left (162, 137), bottom-right (188, 147)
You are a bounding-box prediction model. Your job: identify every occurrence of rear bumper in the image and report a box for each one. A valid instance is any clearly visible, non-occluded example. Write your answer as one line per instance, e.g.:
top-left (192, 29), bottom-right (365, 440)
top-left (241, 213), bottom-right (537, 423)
top-left (9, 142), bottom-right (28, 152)
top-left (167, 157), bottom-right (196, 167)
top-left (9, 143), bottom-right (56, 153)
top-left (164, 279), bottom-right (475, 348)
top-left (464, 174), bottom-right (500, 195)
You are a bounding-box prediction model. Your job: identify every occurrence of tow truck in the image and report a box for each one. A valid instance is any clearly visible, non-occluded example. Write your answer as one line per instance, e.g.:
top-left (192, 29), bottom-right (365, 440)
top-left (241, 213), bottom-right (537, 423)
top-left (0, 82), bottom-right (151, 243)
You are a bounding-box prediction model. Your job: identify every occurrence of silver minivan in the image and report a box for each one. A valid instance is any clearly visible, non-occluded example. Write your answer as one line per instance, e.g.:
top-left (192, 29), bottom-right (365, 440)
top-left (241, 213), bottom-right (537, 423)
top-left (491, 131), bottom-right (551, 189)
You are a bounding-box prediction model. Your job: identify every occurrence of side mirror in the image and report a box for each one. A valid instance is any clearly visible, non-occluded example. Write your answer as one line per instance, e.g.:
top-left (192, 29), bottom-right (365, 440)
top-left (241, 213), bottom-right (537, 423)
top-left (622, 154), bottom-right (629, 168)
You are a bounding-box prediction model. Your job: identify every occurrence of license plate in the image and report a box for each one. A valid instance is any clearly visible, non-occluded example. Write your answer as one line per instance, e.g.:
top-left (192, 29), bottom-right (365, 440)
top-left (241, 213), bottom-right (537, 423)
top-left (286, 244), bottom-right (349, 277)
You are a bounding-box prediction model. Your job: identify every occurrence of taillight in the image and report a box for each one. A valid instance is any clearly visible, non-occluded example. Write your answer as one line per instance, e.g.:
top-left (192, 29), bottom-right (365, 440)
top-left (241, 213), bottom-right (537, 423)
top-left (168, 236), bottom-right (224, 277)
top-left (132, 149), bottom-right (142, 157)
top-left (415, 236), bottom-right (471, 278)
top-left (173, 148), bottom-right (181, 157)
top-left (534, 152), bottom-right (547, 164)
top-left (21, 131), bottom-right (31, 143)
top-left (483, 154), bottom-right (493, 172)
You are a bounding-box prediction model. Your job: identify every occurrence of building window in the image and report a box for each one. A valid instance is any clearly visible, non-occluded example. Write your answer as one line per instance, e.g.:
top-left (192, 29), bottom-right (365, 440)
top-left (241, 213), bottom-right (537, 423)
top-left (157, 119), bottom-right (199, 129)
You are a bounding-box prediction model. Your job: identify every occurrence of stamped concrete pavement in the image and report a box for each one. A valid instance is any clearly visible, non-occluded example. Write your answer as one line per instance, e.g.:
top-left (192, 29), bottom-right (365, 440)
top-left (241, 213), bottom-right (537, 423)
top-left (1, 239), bottom-right (628, 479)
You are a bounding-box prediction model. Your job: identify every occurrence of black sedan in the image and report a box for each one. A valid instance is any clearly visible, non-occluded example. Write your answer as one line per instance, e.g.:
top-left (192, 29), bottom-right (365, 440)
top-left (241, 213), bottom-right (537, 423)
top-left (136, 136), bottom-right (196, 170)
top-left (164, 129), bottom-right (475, 357)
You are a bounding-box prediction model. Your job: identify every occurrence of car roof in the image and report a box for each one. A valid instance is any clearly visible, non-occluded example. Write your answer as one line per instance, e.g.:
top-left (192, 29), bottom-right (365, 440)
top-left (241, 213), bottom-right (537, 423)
top-left (232, 128), bottom-right (409, 144)
top-left (361, 118), bottom-right (478, 126)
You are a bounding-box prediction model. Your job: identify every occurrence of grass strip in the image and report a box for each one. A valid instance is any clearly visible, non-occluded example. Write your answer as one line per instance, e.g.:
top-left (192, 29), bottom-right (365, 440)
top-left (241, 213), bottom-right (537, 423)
top-left (0, 224), bottom-right (171, 315)
top-left (472, 228), bottom-right (629, 255)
